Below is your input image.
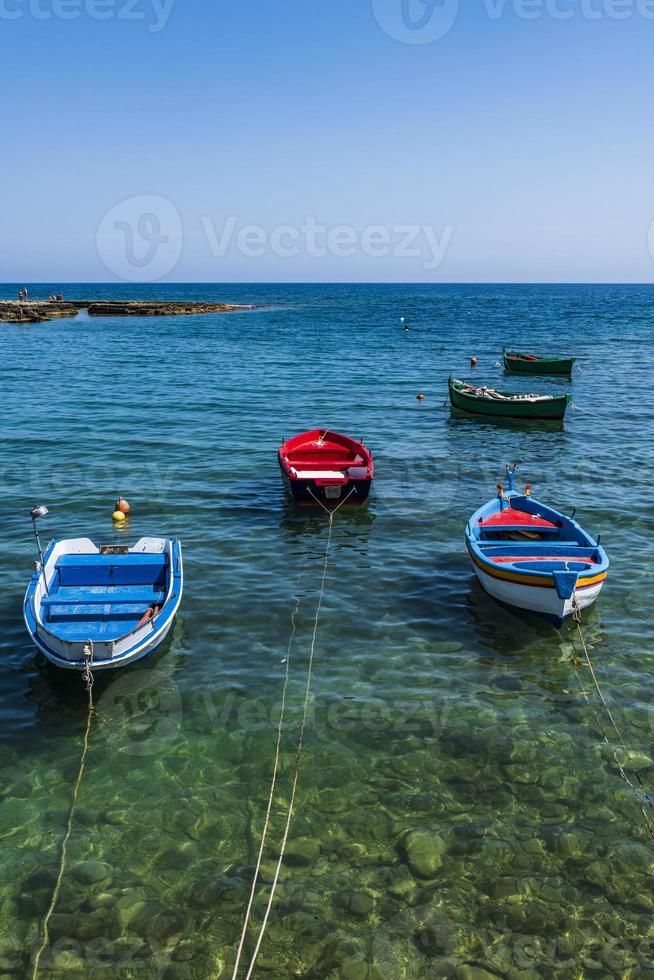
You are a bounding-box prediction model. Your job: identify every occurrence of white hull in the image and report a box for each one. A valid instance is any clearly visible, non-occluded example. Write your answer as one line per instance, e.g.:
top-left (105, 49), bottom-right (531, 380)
top-left (31, 614), bottom-right (176, 671)
top-left (473, 565), bottom-right (605, 626)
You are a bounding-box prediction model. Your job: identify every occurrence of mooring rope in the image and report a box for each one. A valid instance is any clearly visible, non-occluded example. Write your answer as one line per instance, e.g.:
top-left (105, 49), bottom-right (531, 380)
top-left (307, 485), bottom-right (356, 515)
top-left (232, 498), bottom-right (345, 980)
top-left (570, 402), bottom-right (604, 420)
top-left (230, 591), bottom-right (302, 980)
top-left (241, 515), bottom-right (333, 980)
top-left (31, 643), bottom-right (95, 979)
top-left (569, 604), bottom-right (654, 840)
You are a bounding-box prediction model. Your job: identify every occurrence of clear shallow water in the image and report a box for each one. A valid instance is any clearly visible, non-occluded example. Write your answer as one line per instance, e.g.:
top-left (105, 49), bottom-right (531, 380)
top-left (0, 283), bottom-right (653, 978)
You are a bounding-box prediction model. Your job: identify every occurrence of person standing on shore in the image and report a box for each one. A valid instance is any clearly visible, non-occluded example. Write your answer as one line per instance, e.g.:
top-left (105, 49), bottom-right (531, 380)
top-left (24, 287), bottom-right (28, 303)
top-left (18, 289), bottom-right (23, 302)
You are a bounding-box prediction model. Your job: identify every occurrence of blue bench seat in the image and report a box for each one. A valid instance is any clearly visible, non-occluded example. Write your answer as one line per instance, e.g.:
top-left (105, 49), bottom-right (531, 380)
top-left (46, 602), bottom-right (153, 623)
top-left (42, 586), bottom-right (166, 606)
top-left (55, 554), bottom-right (168, 587)
top-left (47, 618), bottom-right (150, 642)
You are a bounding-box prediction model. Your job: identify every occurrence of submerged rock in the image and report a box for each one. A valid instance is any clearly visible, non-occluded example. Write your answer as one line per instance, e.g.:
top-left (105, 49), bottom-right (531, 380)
top-left (333, 889), bottom-right (375, 918)
top-left (48, 907), bottom-right (119, 941)
top-left (71, 860), bottom-right (113, 886)
top-left (283, 837), bottom-right (321, 867)
top-left (400, 830), bottom-right (447, 878)
top-left (130, 904), bottom-right (187, 944)
top-left (454, 967), bottom-right (498, 980)
top-left (188, 873), bottom-right (247, 911)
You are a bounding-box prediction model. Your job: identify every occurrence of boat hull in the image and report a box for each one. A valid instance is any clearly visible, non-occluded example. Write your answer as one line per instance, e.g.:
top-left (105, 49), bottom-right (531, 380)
top-left (449, 382), bottom-right (570, 420)
top-left (504, 353), bottom-right (575, 376)
top-left (278, 429), bottom-right (374, 507)
top-left (25, 614), bottom-right (176, 671)
top-left (470, 553), bottom-right (606, 628)
top-left (465, 488), bottom-right (608, 628)
top-left (24, 536), bottom-right (183, 672)
top-left (279, 462), bottom-right (371, 506)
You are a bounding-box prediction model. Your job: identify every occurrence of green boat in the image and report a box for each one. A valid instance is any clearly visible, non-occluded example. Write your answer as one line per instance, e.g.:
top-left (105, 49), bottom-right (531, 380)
top-left (503, 349), bottom-right (576, 376)
top-left (448, 376), bottom-right (571, 421)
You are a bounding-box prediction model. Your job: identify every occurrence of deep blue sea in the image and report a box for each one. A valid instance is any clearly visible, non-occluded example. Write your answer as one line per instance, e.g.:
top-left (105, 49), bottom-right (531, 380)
top-left (1, 283), bottom-right (653, 979)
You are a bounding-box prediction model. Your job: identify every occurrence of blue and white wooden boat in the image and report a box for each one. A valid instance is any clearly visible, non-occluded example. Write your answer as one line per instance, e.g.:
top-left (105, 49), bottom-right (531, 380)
top-left (466, 468), bottom-right (608, 628)
top-left (24, 537), bottom-right (183, 670)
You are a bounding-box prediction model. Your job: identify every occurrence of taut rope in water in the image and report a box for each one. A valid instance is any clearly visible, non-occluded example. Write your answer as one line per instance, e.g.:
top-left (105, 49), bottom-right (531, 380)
top-left (569, 604), bottom-right (654, 841)
top-left (232, 492), bottom-right (353, 979)
top-left (241, 515), bottom-right (333, 980)
top-left (32, 643), bottom-right (95, 979)
top-left (230, 591), bottom-right (302, 980)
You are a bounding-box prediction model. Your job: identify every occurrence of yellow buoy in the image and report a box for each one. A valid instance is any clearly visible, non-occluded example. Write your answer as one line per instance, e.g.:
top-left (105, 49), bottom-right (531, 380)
top-left (112, 510), bottom-right (126, 523)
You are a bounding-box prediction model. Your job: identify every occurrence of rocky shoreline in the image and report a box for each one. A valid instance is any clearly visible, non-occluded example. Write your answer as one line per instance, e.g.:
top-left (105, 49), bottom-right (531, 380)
top-left (0, 300), bottom-right (252, 324)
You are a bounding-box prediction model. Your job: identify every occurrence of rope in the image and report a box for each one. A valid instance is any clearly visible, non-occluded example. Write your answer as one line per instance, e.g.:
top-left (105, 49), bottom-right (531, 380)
top-left (230, 590), bottom-right (301, 980)
top-left (307, 485), bottom-right (356, 515)
top-left (569, 604), bottom-right (654, 840)
top-left (570, 402), bottom-right (604, 420)
top-left (31, 643), bottom-right (95, 978)
top-left (236, 512), bottom-right (336, 980)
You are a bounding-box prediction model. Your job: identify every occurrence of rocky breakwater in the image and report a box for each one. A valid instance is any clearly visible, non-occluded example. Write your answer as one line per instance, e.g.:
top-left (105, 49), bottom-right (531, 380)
top-left (0, 299), bottom-right (251, 324)
top-left (0, 301), bottom-right (79, 323)
top-left (85, 301), bottom-right (249, 317)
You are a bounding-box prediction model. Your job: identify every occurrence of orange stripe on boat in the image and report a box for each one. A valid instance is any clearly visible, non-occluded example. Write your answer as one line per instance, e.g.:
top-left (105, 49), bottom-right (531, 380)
top-left (468, 546), bottom-right (607, 590)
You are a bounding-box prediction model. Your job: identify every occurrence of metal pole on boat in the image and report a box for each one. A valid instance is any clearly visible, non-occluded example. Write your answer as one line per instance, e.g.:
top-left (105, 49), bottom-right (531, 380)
top-left (31, 505), bottom-right (49, 596)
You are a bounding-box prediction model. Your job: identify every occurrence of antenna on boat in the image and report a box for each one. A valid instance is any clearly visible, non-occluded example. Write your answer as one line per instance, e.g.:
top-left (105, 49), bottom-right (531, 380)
top-left (505, 464), bottom-right (517, 492)
top-left (31, 505), bottom-right (49, 596)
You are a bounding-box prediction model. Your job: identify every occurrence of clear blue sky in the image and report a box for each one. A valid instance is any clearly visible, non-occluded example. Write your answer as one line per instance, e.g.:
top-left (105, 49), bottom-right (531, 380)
top-left (2, 0), bottom-right (654, 282)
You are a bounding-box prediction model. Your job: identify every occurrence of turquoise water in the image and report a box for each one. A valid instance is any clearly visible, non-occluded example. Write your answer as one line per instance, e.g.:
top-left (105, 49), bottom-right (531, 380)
top-left (1, 283), bottom-right (653, 978)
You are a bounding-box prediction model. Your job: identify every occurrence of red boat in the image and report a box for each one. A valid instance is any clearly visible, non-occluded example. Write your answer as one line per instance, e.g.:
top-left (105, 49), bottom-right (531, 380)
top-left (279, 430), bottom-right (374, 506)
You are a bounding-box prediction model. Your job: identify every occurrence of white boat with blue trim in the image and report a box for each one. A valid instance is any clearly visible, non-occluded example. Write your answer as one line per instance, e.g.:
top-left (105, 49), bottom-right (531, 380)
top-left (466, 468), bottom-right (608, 628)
top-left (24, 535), bottom-right (183, 671)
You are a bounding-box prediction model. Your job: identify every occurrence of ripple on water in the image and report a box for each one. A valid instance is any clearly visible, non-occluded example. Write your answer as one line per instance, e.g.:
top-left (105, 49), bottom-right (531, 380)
top-left (0, 283), bottom-right (653, 977)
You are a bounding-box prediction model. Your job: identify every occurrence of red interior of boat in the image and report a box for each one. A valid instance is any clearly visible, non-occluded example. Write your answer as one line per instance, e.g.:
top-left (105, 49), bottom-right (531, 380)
top-left (280, 430), bottom-right (372, 474)
top-left (480, 509), bottom-right (560, 529)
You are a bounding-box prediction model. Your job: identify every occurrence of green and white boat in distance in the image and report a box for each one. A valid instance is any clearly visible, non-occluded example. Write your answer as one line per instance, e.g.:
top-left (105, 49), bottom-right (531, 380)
top-left (503, 349), bottom-right (576, 376)
top-left (448, 377), bottom-right (571, 421)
